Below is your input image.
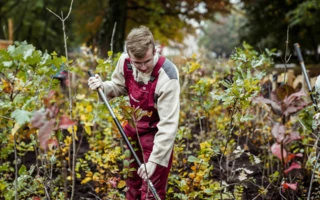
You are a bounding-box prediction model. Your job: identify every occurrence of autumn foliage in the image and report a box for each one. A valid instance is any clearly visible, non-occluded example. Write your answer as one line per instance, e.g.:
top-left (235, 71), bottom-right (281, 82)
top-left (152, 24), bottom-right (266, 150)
top-left (1, 42), bottom-right (320, 199)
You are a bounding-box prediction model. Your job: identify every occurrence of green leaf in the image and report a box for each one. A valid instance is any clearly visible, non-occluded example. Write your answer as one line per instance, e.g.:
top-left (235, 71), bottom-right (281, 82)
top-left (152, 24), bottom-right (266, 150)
top-left (11, 109), bottom-right (32, 125)
top-left (204, 188), bottom-right (214, 194)
top-left (187, 155), bottom-right (199, 163)
top-left (18, 164), bottom-right (27, 175)
top-left (0, 179), bottom-right (7, 191)
top-left (0, 164), bottom-right (9, 172)
top-left (3, 61), bottom-right (12, 67)
top-left (240, 115), bottom-right (254, 122)
top-left (51, 51), bottom-right (58, 56)
top-left (7, 45), bottom-right (15, 54)
top-left (23, 48), bottom-right (34, 60)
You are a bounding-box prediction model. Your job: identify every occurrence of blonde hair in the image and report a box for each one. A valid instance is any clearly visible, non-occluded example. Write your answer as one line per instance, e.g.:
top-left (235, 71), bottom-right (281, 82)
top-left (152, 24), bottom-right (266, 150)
top-left (126, 26), bottom-right (155, 59)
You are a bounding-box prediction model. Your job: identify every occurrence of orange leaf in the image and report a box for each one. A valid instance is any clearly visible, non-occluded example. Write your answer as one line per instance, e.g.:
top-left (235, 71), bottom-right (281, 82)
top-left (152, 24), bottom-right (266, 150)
top-left (1, 78), bottom-right (12, 93)
top-left (47, 138), bottom-right (59, 151)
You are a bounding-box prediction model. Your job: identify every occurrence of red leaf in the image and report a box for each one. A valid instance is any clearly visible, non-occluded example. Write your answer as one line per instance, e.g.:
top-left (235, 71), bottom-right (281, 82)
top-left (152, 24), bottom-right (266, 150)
top-left (252, 96), bottom-right (282, 115)
top-left (46, 106), bottom-right (59, 118)
top-left (30, 110), bottom-right (46, 128)
top-left (43, 91), bottom-right (57, 108)
top-left (282, 182), bottom-right (297, 191)
top-left (271, 143), bottom-right (287, 160)
top-left (283, 131), bottom-right (301, 144)
top-left (282, 90), bottom-right (310, 116)
top-left (283, 90), bottom-right (306, 105)
top-left (58, 115), bottom-right (76, 129)
top-left (108, 177), bottom-right (119, 188)
top-left (284, 153), bottom-right (296, 164)
top-left (38, 119), bottom-right (56, 150)
top-left (284, 153), bottom-right (302, 164)
top-left (271, 123), bottom-right (286, 143)
top-left (284, 162), bottom-right (301, 174)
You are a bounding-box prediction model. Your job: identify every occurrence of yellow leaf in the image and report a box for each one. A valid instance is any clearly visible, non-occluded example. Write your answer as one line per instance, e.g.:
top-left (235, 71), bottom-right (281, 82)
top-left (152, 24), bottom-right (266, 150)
top-left (67, 176), bottom-right (72, 180)
top-left (93, 173), bottom-right (99, 181)
top-left (64, 136), bottom-right (72, 145)
top-left (189, 62), bottom-right (201, 73)
top-left (86, 171), bottom-right (93, 177)
top-left (11, 123), bottom-right (20, 136)
top-left (86, 105), bottom-right (92, 112)
top-left (75, 133), bottom-right (78, 141)
top-left (84, 126), bottom-right (91, 135)
top-left (117, 180), bottom-right (126, 189)
top-left (67, 126), bottom-right (78, 140)
top-left (67, 125), bottom-right (77, 133)
top-left (78, 105), bottom-right (84, 112)
top-left (189, 172), bottom-right (195, 179)
top-left (80, 114), bottom-right (86, 121)
top-left (81, 177), bottom-right (92, 184)
top-left (76, 94), bottom-right (85, 100)
top-left (0, 181), bottom-right (6, 191)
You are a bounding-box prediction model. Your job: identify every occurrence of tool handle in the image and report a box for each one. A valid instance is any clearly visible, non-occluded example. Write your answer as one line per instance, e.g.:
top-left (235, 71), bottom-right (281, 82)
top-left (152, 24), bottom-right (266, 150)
top-left (87, 70), bottom-right (94, 77)
top-left (293, 44), bottom-right (318, 111)
top-left (294, 43), bottom-right (304, 63)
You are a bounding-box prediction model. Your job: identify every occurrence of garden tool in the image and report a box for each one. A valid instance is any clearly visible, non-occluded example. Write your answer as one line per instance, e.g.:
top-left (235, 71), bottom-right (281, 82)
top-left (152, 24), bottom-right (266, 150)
top-left (87, 70), bottom-right (160, 200)
top-left (294, 43), bottom-right (318, 112)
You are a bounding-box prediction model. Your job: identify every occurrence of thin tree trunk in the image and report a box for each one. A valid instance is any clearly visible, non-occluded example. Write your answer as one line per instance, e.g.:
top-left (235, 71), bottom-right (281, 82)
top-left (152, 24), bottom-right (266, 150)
top-left (98, 0), bottom-right (127, 56)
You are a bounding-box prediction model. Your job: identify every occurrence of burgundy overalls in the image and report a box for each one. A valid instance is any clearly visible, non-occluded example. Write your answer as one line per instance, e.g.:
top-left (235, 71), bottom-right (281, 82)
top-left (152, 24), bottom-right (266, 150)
top-left (123, 56), bottom-right (173, 200)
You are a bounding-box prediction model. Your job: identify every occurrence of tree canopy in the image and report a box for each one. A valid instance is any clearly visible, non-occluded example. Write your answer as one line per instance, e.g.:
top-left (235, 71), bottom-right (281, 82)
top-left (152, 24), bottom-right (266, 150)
top-left (240, 0), bottom-right (320, 63)
top-left (0, 0), bottom-right (74, 54)
top-left (0, 0), bottom-right (232, 57)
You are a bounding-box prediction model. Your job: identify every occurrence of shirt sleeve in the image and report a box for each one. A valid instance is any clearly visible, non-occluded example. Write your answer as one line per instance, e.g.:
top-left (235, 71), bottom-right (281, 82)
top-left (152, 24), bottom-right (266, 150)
top-left (148, 78), bottom-right (180, 167)
top-left (101, 53), bottom-right (128, 99)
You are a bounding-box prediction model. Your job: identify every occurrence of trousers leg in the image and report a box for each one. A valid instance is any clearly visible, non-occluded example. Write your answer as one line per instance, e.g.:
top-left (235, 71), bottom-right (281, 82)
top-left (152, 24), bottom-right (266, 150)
top-left (126, 169), bottom-right (142, 200)
top-left (140, 154), bottom-right (173, 200)
top-left (125, 133), bottom-right (173, 200)
top-left (139, 134), bottom-right (173, 200)
top-left (125, 140), bottom-right (143, 200)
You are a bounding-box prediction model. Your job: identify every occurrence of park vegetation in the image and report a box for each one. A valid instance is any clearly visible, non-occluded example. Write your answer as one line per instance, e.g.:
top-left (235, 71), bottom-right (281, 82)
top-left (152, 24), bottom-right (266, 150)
top-left (1, 0), bottom-right (320, 200)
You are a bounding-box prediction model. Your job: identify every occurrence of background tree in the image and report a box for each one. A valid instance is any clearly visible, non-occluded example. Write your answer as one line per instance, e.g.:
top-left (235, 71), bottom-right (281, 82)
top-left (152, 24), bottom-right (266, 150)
top-left (198, 11), bottom-right (245, 58)
top-left (1, 0), bottom-right (232, 56)
top-left (96, 0), bottom-right (232, 56)
top-left (0, 0), bottom-right (74, 54)
top-left (239, 0), bottom-right (320, 64)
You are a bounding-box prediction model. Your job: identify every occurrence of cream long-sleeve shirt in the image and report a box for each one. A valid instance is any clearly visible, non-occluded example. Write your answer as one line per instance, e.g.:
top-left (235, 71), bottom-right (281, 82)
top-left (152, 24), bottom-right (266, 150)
top-left (101, 53), bottom-right (180, 167)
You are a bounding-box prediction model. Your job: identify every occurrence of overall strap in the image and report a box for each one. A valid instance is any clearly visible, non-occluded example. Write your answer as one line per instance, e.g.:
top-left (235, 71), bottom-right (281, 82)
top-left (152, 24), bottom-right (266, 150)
top-left (123, 58), bottom-right (133, 82)
top-left (125, 58), bottom-right (133, 70)
top-left (148, 56), bottom-right (166, 106)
